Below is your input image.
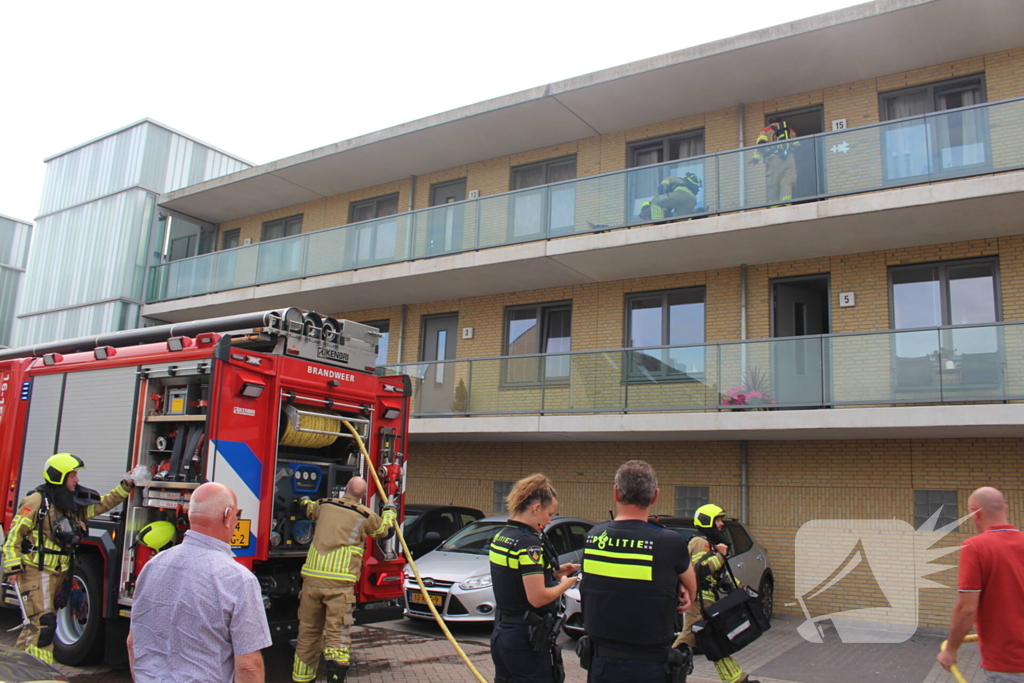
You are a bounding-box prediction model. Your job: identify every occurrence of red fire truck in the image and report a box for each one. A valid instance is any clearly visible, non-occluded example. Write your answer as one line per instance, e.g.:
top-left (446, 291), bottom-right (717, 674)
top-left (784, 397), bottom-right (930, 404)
top-left (0, 309), bottom-right (410, 665)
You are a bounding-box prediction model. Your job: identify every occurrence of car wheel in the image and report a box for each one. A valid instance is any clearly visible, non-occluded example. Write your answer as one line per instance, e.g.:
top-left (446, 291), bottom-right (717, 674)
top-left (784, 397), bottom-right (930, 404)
top-left (562, 613), bottom-right (584, 639)
top-left (758, 576), bottom-right (774, 622)
top-left (54, 553), bottom-right (105, 665)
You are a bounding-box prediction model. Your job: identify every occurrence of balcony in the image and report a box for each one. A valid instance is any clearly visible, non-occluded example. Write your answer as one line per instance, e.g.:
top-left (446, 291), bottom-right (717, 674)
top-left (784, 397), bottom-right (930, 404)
top-left (145, 97), bottom-right (1024, 317)
top-left (379, 322), bottom-right (1024, 442)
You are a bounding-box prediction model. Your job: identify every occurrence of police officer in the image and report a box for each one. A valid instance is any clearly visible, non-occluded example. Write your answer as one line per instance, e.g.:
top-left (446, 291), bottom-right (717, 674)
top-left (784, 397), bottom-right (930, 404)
top-left (579, 460), bottom-right (697, 682)
top-left (489, 474), bottom-right (579, 683)
top-left (2, 453), bottom-right (135, 664)
top-left (291, 476), bottom-right (396, 683)
top-left (672, 504), bottom-right (759, 683)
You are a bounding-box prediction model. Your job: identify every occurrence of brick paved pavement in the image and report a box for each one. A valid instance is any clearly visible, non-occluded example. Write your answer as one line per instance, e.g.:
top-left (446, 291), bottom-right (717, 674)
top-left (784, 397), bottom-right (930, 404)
top-left (0, 609), bottom-right (982, 682)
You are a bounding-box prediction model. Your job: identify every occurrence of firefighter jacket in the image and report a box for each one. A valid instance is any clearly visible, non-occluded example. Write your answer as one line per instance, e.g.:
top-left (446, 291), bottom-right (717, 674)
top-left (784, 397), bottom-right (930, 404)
top-left (300, 493), bottom-right (395, 583)
top-left (3, 481), bottom-right (133, 576)
top-left (688, 535), bottom-right (740, 604)
top-left (752, 123), bottom-right (799, 162)
top-left (580, 520), bottom-right (690, 650)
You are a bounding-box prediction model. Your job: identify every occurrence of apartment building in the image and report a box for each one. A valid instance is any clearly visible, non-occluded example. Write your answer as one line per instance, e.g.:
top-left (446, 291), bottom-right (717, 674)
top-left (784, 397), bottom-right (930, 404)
top-left (141, 0), bottom-right (1024, 626)
top-left (14, 119), bottom-right (251, 346)
top-left (0, 214), bottom-right (31, 348)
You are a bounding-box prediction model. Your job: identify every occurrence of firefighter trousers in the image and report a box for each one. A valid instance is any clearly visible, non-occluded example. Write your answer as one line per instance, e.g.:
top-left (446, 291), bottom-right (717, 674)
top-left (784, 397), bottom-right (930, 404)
top-left (673, 598), bottom-right (749, 683)
top-left (765, 154), bottom-right (797, 205)
top-left (293, 579), bottom-right (356, 682)
top-left (14, 566), bottom-right (65, 665)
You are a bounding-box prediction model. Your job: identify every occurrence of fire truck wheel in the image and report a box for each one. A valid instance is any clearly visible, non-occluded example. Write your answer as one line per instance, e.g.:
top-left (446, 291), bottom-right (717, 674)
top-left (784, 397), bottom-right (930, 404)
top-left (54, 554), bottom-right (105, 665)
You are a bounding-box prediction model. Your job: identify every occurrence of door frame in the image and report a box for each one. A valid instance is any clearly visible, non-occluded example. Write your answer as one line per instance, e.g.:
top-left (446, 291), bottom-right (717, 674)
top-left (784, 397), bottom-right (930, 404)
top-left (419, 312), bottom-right (460, 361)
top-left (770, 273), bottom-right (832, 338)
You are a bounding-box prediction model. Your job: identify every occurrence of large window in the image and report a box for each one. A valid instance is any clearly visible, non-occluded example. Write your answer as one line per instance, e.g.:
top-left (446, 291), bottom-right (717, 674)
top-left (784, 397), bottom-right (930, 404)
top-left (362, 319), bottom-right (390, 366)
top-left (891, 258), bottom-right (1001, 388)
top-left (628, 131), bottom-right (706, 221)
top-left (258, 215), bottom-right (303, 283)
top-left (504, 301), bottom-right (572, 384)
top-left (350, 194), bottom-right (400, 266)
top-left (510, 156), bottom-right (577, 239)
top-left (880, 76), bottom-right (987, 181)
top-left (626, 288), bottom-right (705, 379)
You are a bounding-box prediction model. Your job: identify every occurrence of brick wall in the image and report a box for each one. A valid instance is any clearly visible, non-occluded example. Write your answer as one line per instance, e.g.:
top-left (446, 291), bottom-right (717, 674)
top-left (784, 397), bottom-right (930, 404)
top-left (214, 47), bottom-right (1024, 248)
top-left (405, 438), bottom-right (1024, 628)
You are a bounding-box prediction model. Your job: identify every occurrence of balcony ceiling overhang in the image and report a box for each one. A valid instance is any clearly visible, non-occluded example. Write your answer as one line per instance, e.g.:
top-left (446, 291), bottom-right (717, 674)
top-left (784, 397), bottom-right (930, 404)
top-left (159, 0), bottom-right (1024, 225)
top-left (405, 405), bottom-right (1024, 442)
top-left (142, 171), bottom-right (1024, 322)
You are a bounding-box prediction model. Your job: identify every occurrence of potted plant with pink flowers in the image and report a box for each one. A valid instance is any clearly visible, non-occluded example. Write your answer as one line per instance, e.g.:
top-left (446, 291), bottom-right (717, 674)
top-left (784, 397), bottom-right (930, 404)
top-left (721, 366), bottom-right (776, 409)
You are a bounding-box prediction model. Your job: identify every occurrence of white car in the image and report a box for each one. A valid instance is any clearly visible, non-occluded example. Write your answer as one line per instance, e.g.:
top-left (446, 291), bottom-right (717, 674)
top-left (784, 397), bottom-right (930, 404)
top-left (404, 515), bottom-right (593, 622)
top-left (562, 517), bottom-right (774, 637)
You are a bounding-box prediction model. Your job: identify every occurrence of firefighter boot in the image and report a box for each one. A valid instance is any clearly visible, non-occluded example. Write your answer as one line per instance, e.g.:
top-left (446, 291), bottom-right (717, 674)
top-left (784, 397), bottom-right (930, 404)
top-left (325, 659), bottom-right (349, 682)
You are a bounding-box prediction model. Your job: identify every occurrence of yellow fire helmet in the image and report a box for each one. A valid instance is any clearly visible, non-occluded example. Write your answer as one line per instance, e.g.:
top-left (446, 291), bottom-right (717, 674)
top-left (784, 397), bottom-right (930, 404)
top-left (694, 503), bottom-right (725, 529)
top-left (137, 521), bottom-right (177, 553)
top-left (43, 453), bottom-right (85, 486)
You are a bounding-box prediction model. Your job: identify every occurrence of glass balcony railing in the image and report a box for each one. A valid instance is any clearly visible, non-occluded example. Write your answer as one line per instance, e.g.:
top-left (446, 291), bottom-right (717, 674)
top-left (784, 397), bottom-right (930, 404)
top-left (148, 97), bottom-right (1024, 303)
top-left (377, 322), bottom-right (1024, 417)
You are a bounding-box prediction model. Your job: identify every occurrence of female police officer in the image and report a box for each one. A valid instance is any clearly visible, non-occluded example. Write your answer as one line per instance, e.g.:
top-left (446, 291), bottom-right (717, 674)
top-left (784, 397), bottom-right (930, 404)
top-left (489, 474), bottom-right (579, 683)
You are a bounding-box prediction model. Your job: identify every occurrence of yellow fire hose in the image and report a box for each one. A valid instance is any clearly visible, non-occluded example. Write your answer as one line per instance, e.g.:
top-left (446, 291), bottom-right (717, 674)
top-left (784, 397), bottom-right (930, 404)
top-left (342, 421), bottom-right (488, 683)
top-left (940, 634), bottom-right (978, 683)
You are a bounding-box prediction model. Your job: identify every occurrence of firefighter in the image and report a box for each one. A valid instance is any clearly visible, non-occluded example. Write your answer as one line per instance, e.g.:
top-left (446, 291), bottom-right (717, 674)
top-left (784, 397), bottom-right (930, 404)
top-left (640, 173), bottom-right (703, 221)
top-left (748, 121), bottom-right (798, 206)
top-left (291, 476), bottom-right (396, 683)
top-left (489, 474), bottom-right (579, 683)
top-left (672, 504), bottom-right (759, 683)
top-left (578, 460), bottom-right (697, 683)
top-left (2, 453), bottom-right (135, 664)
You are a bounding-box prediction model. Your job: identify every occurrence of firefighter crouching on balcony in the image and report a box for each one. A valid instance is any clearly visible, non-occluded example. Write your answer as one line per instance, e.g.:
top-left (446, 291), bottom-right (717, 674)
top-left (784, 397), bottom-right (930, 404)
top-left (2, 453), bottom-right (135, 664)
top-left (748, 121), bottom-right (798, 207)
top-left (672, 504), bottom-right (759, 683)
top-left (639, 173), bottom-right (703, 221)
top-left (489, 474), bottom-right (579, 683)
top-left (291, 476), bottom-right (396, 683)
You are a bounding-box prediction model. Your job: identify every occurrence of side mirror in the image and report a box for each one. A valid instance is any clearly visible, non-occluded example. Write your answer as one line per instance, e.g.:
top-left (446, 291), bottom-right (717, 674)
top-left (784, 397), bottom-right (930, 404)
top-left (425, 531), bottom-right (442, 541)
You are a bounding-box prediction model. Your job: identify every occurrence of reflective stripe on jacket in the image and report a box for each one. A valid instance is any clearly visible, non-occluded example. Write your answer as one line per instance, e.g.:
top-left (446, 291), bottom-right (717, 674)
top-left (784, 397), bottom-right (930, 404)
top-left (300, 494), bottom-right (394, 582)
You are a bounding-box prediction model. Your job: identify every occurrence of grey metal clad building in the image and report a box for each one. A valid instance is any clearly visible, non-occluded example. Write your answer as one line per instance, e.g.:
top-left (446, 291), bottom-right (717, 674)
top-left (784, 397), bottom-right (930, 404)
top-left (0, 214), bottom-right (32, 348)
top-left (14, 119), bottom-right (251, 346)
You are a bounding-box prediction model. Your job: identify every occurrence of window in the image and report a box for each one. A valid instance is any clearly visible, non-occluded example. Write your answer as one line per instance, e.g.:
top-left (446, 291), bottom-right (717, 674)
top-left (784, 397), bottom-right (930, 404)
top-left (349, 194), bottom-right (400, 265)
top-left (362, 319), bottom-right (390, 366)
top-left (504, 301), bottom-right (572, 384)
top-left (261, 215), bottom-right (303, 241)
top-left (674, 486), bottom-right (709, 518)
top-left (628, 132), bottom-right (706, 220)
top-left (724, 522), bottom-right (754, 555)
top-left (628, 132), bottom-right (705, 168)
top-left (914, 490), bottom-right (959, 530)
top-left (626, 288), bottom-right (705, 379)
top-left (890, 258), bottom-right (1001, 388)
top-left (547, 524), bottom-right (573, 557)
top-left (493, 481), bottom-right (513, 513)
top-left (510, 156), bottom-right (577, 239)
top-left (880, 76), bottom-right (987, 180)
top-left (222, 229), bottom-right (240, 250)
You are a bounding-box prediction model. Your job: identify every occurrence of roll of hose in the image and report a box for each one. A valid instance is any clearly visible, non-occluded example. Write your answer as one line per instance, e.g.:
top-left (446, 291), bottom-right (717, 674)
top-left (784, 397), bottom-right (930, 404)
top-left (279, 404), bottom-right (340, 449)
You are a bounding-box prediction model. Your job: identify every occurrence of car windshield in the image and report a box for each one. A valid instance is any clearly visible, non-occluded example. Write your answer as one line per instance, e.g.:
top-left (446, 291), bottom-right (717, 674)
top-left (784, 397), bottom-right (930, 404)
top-left (438, 521), bottom-right (504, 555)
top-left (402, 510), bottom-right (424, 530)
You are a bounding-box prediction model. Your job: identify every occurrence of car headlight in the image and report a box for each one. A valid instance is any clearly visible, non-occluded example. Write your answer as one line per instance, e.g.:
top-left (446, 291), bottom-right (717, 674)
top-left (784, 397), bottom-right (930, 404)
top-left (459, 574), bottom-right (493, 590)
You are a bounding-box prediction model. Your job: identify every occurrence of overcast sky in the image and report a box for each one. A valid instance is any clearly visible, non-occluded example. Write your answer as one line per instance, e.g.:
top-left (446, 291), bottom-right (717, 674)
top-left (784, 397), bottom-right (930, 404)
top-left (0, 0), bottom-right (865, 223)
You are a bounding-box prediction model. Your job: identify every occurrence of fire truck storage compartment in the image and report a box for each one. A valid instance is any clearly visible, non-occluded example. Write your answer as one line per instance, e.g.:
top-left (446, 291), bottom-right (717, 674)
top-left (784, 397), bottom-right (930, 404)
top-left (118, 365), bottom-right (211, 605)
top-left (270, 395), bottom-right (370, 556)
top-left (18, 366), bottom-right (139, 504)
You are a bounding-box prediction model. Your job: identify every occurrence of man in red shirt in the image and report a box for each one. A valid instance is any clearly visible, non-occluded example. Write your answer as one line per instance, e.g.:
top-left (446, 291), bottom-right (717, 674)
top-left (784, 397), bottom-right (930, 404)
top-left (938, 487), bottom-right (1024, 681)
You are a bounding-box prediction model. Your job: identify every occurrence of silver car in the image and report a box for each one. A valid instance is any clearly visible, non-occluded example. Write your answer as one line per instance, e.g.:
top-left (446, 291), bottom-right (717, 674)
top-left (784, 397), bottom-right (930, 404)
top-left (403, 515), bottom-right (593, 622)
top-left (562, 517), bottom-right (774, 637)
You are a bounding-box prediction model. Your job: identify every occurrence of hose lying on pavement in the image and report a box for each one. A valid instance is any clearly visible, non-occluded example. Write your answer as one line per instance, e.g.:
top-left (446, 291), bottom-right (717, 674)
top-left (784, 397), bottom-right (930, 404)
top-left (940, 633), bottom-right (978, 683)
top-left (343, 421), bottom-right (488, 683)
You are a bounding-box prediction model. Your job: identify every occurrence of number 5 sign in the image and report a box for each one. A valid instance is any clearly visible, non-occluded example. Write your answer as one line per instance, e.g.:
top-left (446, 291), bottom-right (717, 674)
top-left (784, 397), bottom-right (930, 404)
top-left (839, 292), bottom-right (856, 307)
